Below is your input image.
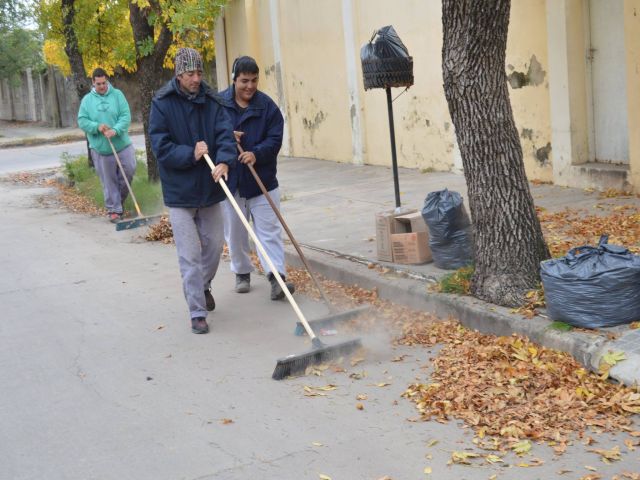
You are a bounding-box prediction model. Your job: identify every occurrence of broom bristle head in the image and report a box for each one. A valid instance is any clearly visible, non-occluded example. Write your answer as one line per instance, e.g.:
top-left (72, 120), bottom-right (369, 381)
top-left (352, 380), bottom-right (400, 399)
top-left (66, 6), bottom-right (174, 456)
top-left (272, 338), bottom-right (362, 380)
top-left (115, 215), bottom-right (163, 231)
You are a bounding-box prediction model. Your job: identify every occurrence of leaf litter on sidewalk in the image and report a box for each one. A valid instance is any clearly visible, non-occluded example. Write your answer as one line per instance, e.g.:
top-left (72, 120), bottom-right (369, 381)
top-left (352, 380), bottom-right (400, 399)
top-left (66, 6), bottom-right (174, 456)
top-left (274, 267), bottom-right (640, 470)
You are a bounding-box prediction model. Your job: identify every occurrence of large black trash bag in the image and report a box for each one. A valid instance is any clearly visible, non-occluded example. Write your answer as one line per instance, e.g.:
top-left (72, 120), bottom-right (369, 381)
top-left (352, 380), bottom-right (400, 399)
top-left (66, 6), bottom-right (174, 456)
top-left (360, 25), bottom-right (413, 90)
top-left (421, 189), bottom-right (474, 270)
top-left (540, 235), bottom-right (640, 328)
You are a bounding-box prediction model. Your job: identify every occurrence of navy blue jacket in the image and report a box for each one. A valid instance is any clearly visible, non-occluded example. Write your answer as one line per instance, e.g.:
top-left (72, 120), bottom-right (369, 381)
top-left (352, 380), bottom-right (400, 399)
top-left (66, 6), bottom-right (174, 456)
top-left (149, 79), bottom-right (237, 208)
top-left (219, 86), bottom-right (284, 199)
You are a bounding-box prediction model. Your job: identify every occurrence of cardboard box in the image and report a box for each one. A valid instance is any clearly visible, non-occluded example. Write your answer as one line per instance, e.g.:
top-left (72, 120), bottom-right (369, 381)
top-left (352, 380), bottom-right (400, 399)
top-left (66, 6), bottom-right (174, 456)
top-left (376, 209), bottom-right (431, 264)
top-left (375, 210), bottom-right (401, 262)
top-left (390, 211), bottom-right (432, 264)
top-left (391, 232), bottom-right (431, 264)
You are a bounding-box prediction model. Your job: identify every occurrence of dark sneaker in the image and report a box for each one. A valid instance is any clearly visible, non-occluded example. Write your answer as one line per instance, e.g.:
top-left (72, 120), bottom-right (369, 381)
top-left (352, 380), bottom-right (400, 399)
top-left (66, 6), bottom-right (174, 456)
top-left (204, 289), bottom-right (215, 311)
top-left (235, 273), bottom-right (251, 293)
top-left (191, 317), bottom-right (209, 334)
top-left (108, 212), bottom-right (121, 223)
top-left (268, 272), bottom-right (295, 301)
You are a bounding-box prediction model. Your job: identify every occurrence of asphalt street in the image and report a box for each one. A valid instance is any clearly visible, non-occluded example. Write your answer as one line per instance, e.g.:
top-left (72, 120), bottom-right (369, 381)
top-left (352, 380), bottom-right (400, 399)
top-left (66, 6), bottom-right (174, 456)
top-left (0, 156), bottom-right (638, 479)
top-left (0, 135), bottom-right (146, 175)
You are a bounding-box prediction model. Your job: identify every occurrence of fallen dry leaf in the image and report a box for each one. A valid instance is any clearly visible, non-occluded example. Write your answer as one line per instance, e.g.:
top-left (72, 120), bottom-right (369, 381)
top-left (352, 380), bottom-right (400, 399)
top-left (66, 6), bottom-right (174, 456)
top-left (589, 446), bottom-right (621, 462)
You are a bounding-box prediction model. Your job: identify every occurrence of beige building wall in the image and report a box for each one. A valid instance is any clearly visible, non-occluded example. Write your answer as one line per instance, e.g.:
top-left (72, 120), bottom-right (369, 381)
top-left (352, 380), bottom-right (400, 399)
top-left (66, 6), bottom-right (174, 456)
top-left (216, 0), bottom-right (640, 192)
top-left (624, 0), bottom-right (640, 189)
top-left (508, 0), bottom-right (553, 182)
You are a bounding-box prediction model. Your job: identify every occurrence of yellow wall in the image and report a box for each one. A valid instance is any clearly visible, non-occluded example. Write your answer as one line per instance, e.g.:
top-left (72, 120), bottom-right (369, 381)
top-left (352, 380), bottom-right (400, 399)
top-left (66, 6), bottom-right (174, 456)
top-left (219, 0), bottom-right (640, 191)
top-left (277, 0), bottom-right (353, 161)
top-left (624, 0), bottom-right (640, 188)
top-left (356, 0), bottom-right (453, 171)
top-left (508, 0), bottom-right (553, 182)
top-left (220, 0), bottom-right (554, 176)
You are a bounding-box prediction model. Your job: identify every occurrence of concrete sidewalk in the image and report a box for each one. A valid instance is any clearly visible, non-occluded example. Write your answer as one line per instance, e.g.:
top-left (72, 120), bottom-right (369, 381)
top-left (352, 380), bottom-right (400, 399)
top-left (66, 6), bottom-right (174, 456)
top-left (276, 157), bottom-right (640, 387)
top-left (2, 121), bottom-right (639, 387)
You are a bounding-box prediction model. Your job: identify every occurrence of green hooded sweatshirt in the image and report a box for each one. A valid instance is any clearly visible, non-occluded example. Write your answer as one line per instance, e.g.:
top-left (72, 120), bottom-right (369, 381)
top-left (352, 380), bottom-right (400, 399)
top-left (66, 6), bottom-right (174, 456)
top-left (77, 84), bottom-right (132, 155)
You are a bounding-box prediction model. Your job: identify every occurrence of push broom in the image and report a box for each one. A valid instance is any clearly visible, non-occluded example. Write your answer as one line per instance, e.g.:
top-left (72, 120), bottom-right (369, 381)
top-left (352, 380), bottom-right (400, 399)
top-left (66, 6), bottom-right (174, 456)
top-left (203, 153), bottom-right (362, 380)
top-left (107, 137), bottom-right (163, 231)
top-left (235, 144), bottom-right (370, 336)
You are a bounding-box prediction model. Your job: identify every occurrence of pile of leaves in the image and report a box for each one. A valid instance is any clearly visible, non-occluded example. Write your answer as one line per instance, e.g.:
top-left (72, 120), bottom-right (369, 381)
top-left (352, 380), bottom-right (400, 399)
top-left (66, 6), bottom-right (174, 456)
top-left (145, 216), bottom-right (173, 244)
top-left (537, 205), bottom-right (640, 257)
top-left (399, 319), bottom-right (640, 453)
top-left (54, 183), bottom-right (105, 216)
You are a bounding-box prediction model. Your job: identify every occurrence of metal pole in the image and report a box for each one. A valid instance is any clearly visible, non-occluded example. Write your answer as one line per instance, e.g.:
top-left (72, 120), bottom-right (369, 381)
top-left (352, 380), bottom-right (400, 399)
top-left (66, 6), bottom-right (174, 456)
top-left (385, 86), bottom-right (401, 208)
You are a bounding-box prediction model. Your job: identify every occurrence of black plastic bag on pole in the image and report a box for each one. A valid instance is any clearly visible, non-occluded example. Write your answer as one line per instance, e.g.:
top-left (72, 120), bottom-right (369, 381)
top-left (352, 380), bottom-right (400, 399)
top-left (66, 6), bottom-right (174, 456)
top-left (361, 26), bottom-right (413, 90)
top-left (361, 26), bottom-right (413, 209)
top-left (540, 235), bottom-right (640, 328)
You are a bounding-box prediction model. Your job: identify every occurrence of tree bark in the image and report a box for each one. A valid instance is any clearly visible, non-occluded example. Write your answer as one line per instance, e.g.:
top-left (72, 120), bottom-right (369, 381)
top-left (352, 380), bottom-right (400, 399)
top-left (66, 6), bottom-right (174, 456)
top-left (61, 0), bottom-right (90, 101)
top-left (129, 0), bottom-right (173, 183)
top-left (61, 0), bottom-right (92, 165)
top-left (441, 0), bottom-right (550, 307)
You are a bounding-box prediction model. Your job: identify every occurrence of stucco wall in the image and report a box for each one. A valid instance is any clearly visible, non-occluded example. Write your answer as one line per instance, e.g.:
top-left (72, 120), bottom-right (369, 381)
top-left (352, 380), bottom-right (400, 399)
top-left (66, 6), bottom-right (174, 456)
top-left (219, 1), bottom-right (557, 183)
top-left (508, 0), bottom-right (554, 182)
top-left (624, 0), bottom-right (640, 189)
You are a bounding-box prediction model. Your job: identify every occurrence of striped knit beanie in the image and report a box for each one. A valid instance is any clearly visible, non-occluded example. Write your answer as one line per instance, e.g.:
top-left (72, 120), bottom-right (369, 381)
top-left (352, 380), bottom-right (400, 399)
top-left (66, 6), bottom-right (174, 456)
top-left (174, 48), bottom-right (203, 76)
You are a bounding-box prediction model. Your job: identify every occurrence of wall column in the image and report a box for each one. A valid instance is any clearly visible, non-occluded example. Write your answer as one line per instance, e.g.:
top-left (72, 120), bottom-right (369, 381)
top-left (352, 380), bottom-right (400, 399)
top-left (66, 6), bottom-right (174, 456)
top-left (341, 0), bottom-right (365, 165)
top-left (545, 0), bottom-right (590, 186)
top-left (214, 14), bottom-right (230, 92)
top-left (269, 0), bottom-right (291, 155)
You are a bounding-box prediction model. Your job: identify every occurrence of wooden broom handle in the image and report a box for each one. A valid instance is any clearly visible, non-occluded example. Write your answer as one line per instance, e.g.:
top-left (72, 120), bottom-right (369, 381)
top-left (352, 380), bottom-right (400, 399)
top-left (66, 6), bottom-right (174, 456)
top-left (203, 153), bottom-right (318, 340)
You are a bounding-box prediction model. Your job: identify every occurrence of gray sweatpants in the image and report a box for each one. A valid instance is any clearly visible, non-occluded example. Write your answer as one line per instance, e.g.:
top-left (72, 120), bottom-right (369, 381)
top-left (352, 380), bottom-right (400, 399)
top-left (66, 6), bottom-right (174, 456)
top-left (169, 204), bottom-right (225, 319)
top-left (223, 188), bottom-right (286, 276)
top-left (91, 144), bottom-right (136, 215)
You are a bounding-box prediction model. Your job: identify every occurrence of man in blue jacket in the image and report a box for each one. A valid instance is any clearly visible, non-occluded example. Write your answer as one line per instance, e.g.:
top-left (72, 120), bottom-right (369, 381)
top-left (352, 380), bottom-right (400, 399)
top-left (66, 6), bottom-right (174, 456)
top-left (220, 56), bottom-right (294, 301)
top-left (149, 48), bottom-right (237, 334)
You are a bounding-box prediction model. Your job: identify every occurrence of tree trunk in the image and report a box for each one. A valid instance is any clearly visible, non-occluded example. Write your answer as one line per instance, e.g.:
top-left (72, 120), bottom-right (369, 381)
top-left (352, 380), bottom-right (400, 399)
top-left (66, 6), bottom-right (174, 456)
top-left (129, 0), bottom-right (173, 183)
top-left (61, 0), bottom-right (90, 102)
top-left (61, 0), bottom-right (92, 165)
top-left (441, 0), bottom-right (550, 307)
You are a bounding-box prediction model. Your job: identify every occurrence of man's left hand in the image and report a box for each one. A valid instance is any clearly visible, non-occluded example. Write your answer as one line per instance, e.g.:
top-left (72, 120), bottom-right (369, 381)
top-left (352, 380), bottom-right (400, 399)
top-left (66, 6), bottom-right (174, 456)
top-left (104, 128), bottom-right (116, 139)
top-left (238, 151), bottom-right (256, 166)
top-left (212, 163), bottom-right (229, 183)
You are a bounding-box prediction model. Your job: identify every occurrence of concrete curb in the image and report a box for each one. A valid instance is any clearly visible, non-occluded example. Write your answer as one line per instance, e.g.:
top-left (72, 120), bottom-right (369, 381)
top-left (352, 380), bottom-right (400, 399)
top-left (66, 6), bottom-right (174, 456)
top-left (284, 245), bottom-right (640, 387)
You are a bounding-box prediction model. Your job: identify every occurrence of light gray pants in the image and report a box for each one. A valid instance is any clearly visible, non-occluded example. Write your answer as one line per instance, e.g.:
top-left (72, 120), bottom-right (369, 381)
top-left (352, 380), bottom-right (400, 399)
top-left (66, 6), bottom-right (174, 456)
top-left (223, 188), bottom-right (286, 277)
top-left (169, 204), bottom-right (225, 319)
top-left (91, 144), bottom-right (136, 215)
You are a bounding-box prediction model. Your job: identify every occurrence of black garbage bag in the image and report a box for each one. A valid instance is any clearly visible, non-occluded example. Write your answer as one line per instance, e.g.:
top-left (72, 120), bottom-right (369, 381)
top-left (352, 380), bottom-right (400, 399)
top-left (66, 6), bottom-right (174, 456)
top-left (361, 25), bottom-right (410, 60)
top-left (540, 236), bottom-right (640, 328)
top-left (361, 25), bottom-right (413, 90)
top-left (421, 189), bottom-right (474, 270)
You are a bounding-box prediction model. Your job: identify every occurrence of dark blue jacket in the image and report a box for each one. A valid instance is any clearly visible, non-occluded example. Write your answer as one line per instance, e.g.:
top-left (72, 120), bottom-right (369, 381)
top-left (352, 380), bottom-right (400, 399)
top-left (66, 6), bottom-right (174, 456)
top-left (219, 86), bottom-right (284, 199)
top-left (149, 78), bottom-right (237, 208)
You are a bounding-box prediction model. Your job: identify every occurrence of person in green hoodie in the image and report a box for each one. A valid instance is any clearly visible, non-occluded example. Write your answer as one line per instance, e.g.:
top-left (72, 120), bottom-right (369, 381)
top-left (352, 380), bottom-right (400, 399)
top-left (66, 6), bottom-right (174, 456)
top-left (78, 68), bottom-right (135, 223)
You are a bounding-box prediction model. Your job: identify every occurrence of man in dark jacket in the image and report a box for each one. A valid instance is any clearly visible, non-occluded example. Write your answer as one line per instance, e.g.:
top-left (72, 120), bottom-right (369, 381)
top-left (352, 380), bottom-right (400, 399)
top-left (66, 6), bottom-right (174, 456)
top-left (220, 56), bottom-right (294, 300)
top-left (149, 47), bottom-right (237, 334)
